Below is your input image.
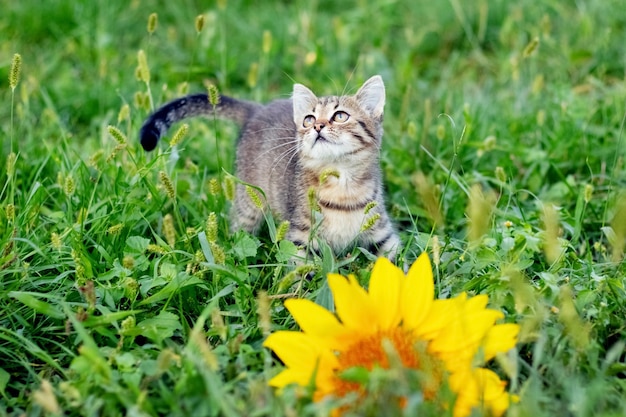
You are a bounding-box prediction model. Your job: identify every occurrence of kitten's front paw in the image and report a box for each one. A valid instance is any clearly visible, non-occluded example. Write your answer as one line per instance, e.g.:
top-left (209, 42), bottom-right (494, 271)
top-left (376, 234), bottom-right (409, 272)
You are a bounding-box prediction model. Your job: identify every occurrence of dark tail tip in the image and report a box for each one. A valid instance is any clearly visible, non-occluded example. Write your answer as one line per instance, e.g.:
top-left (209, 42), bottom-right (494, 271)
top-left (139, 122), bottom-right (161, 151)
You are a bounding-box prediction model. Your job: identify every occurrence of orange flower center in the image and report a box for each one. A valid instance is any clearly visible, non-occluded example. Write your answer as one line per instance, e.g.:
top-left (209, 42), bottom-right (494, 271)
top-left (329, 328), bottom-right (443, 401)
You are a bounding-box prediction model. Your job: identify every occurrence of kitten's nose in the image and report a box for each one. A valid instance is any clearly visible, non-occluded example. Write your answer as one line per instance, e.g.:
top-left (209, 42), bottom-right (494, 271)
top-left (314, 120), bottom-right (327, 132)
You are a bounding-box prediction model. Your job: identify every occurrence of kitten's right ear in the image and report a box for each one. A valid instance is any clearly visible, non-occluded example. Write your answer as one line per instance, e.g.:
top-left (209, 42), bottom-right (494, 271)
top-left (356, 75), bottom-right (385, 118)
top-left (292, 83), bottom-right (317, 123)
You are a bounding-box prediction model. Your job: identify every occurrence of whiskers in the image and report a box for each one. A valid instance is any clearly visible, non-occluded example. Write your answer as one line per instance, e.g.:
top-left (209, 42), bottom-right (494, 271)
top-left (247, 127), bottom-right (300, 179)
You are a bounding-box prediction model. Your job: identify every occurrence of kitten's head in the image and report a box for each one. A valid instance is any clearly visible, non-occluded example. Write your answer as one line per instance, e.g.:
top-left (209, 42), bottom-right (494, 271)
top-left (292, 75), bottom-right (385, 168)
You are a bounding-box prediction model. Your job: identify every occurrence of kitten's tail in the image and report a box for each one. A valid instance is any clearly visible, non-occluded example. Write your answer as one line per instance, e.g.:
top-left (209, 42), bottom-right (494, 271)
top-left (139, 93), bottom-right (260, 151)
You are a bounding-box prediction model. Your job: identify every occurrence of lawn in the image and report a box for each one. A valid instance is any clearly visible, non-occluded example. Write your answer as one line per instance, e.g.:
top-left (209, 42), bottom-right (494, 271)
top-left (1, 0), bottom-right (625, 415)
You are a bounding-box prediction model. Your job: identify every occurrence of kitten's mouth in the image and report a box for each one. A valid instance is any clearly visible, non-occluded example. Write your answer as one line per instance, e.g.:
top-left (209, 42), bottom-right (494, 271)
top-left (313, 134), bottom-right (329, 146)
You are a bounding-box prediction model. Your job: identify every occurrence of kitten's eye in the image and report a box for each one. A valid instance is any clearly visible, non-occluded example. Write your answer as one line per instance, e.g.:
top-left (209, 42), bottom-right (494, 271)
top-left (332, 111), bottom-right (350, 123)
top-left (303, 115), bottom-right (316, 128)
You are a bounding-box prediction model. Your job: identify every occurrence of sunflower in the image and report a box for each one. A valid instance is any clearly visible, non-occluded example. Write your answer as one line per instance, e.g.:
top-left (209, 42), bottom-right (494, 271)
top-left (264, 253), bottom-right (519, 416)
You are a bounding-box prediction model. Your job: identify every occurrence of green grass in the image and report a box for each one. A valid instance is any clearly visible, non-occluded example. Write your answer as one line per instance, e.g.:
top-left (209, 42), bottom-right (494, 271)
top-left (1, 0), bottom-right (626, 415)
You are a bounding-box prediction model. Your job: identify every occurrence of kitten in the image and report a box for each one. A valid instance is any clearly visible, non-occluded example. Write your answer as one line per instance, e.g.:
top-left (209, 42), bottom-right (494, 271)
top-left (140, 75), bottom-right (401, 261)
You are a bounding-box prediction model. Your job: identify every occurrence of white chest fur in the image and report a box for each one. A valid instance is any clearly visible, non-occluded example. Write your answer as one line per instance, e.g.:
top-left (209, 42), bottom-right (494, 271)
top-left (319, 209), bottom-right (367, 251)
top-left (315, 172), bottom-right (374, 251)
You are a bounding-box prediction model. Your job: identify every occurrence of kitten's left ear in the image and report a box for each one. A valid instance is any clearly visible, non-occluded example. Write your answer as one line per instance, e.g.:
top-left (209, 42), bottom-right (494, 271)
top-left (292, 83), bottom-right (318, 123)
top-left (356, 75), bottom-right (385, 118)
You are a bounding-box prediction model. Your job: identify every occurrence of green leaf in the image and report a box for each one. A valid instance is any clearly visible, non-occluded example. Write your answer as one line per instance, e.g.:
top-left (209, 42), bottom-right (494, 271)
top-left (125, 236), bottom-right (151, 253)
top-left (232, 232), bottom-right (259, 260)
top-left (139, 273), bottom-right (205, 305)
top-left (198, 231), bottom-right (214, 263)
top-left (129, 311), bottom-right (182, 345)
top-left (0, 368), bottom-right (9, 395)
top-left (82, 309), bottom-right (143, 328)
top-left (339, 366), bottom-right (370, 384)
top-left (275, 240), bottom-right (297, 263)
top-left (8, 292), bottom-right (65, 319)
top-left (315, 279), bottom-right (334, 312)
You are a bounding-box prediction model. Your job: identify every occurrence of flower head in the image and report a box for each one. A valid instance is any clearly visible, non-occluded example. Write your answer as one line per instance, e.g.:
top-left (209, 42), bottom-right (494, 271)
top-left (264, 253), bottom-right (519, 416)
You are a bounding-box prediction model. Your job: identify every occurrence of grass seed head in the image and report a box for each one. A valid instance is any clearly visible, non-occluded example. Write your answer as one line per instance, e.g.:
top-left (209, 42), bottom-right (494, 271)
top-left (107, 125), bottom-right (127, 144)
top-left (206, 212), bottom-right (218, 243)
top-left (117, 104), bottom-right (130, 124)
top-left (195, 14), bottom-right (205, 33)
top-left (210, 241), bottom-right (226, 264)
top-left (610, 192), bottom-right (626, 261)
top-left (31, 380), bottom-right (60, 415)
top-left (169, 123), bottom-right (188, 147)
top-left (122, 256), bottom-right (134, 270)
top-left (134, 91), bottom-right (150, 110)
top-left (541, 203), bottom-right (561, 264)
top-left (209, 178), bottom-right (221, 196)
top-left (120, 316), bottom-right (136, 334)
top-left (262, 30), bottom-right (272, 54)
top-left (107, 223), bottom-right (124, 235)
top-left (76, 208), bottom-right (88, 225)
top-left (159, 171), bottom-right (176, 199)
top-left (51, 232), bottom-right (62, 250)
top-left (211, 308), bottom-right (227, 341)
top-left (432, 235), bottom-right (440, 267)
top-left (246, 186), bottom-right (264, 210)
top-left (147, 13), bottom-right (158, 34)
top-left (413, 171), bottom-right (443, 228)
top-left (207, 83), bottom-right (220, 107)
top-left (307, 187), bottom-right (320, 212)
top-left (177, 81), bottom-right (189, 95)
top-left (257, 291), bottom-right (271, 337)
top-left (157, 348), bottom-right (181, 373)
top-left (523, 36), bottom-right (540, 58)
top-left (147, 244), bottom-right (167, 254)
top-left (162, 213), bottom-right (176, 247)
top-left (9, 53), bottom-right (22, 90)
top-left (189, 327), bottom-right (219, 371)
top-left (407, 120), bottom-right (417, 137)
top-left (436, 123), bottom-right (446, 140)
top-left (364, 201), bottom-right (378, 215)
top-left (584, 184), bottom-right (593, 204)
top-left (247, 62), bottom-right (259, 88)
top-left (361, 212), bottom-right (381, 232)
top-left (106, 144), bottom-right (127, 163)
top-left (319, 168), bottom-right (340, 184)
top-left (467, 184), bottom-right (496, 247)
top-left (137, 50), bottom-right (150, 83)
top-left (223, 176), bottom-right (235, 201)
top-left (6, 152), bottom-right (17, 177)
top-left (495, 166), bottom-right (507, 183)
top-left (276, 220), bottom-right (290, 241)
top-left (558, 285), bottom-right (590, 350)
top-left (6, 204), bottom-right (15, 222)
top-left (64, 175), bottom-right (76, 197)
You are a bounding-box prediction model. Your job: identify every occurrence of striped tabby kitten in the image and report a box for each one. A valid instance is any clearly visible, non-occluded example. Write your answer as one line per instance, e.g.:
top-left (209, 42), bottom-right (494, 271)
top-left (140, 75), bottom-right (400, 260)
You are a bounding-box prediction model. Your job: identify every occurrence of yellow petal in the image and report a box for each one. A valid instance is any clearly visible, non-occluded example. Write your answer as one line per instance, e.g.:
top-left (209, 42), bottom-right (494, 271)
top-left (401, 252), bottom-right (434, 330)
top-left (464, 293), bottom-right (489, 311)
top-left (482, 323), bottom-right (520, 361)
top-left (328, 273), bottom-right (376, 334)
top-left (450, 368), bottom-right (511, 417)
top-left (285, 298), bottom-right (345, 349)
top-left (268, 368), bottom-right (315, 388)
top-left (263, 331), bottom-right (320, 370)
top-left (416, 298), bottom-right (457, 340)
top-left (429, 293), bottom-right (503, 354)
top-left (368, 257), bottom-right (403, 329)
top-left (449, 368), bottom-right (478, 417)
top-left (472, 368), bottom-right (511, 417)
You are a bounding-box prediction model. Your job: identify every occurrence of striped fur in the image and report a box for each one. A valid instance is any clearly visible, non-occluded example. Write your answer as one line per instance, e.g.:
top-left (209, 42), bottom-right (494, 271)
top-left (140, 75), bottom-right (401, 261)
